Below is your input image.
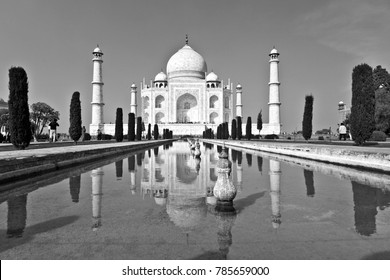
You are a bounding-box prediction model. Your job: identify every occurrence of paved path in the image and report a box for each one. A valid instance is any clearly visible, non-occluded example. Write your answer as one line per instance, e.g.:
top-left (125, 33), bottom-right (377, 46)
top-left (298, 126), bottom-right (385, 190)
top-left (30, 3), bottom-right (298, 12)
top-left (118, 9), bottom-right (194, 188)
top-left (0, 141), bottom-right (156, 160)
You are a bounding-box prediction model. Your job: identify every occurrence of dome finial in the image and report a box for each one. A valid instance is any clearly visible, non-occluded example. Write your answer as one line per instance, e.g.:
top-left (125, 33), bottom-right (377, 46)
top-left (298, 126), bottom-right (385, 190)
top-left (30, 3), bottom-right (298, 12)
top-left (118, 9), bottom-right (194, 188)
top-left (186, 34), bottom-right (189, 45)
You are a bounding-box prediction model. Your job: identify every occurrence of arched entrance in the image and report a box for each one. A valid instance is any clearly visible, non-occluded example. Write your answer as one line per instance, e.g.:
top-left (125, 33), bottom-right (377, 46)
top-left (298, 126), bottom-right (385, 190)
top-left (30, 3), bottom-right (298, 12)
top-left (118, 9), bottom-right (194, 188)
top-left (209, 112), bottom-right (218, 124)
top-left (176, 93), bottom-right (198, 123)
top-left (155, 112), bottom-right (165, 124)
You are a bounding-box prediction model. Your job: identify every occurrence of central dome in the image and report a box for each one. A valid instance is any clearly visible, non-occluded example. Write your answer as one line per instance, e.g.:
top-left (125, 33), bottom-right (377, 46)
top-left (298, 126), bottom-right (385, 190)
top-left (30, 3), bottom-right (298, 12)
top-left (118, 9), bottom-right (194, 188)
top-left (167, 44), bottom-right (207, 80)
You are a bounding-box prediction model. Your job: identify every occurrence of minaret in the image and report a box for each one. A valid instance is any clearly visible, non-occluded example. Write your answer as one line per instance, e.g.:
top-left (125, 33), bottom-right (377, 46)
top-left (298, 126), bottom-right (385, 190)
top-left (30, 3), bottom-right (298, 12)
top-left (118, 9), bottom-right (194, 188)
top-left (91, 167), bottom-right (104, 231)
top-left (268, 47), bottom-right (281, 134)
top-left (235, 84), bottom-right (243, 118)
top-left (130, 83), bottom-right (137, 115)
top-left (269, 160), bottom-right (281, 229)
top-left (91, 45), bottom-right (104, 135)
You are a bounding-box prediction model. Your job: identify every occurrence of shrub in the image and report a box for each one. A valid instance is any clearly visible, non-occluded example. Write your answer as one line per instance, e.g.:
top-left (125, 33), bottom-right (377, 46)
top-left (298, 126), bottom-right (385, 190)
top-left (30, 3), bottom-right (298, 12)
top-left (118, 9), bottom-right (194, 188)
top-left (101, 134), bottom-right (113, 140)
top-left (37, 134), bottom-right (49, 141)
top-left (302, 95), bottom-right (314, 141)
top-left (231, 119), bottom-right (237, 140)
top-left (237, 116), bottom-right (242, 140)
top-left (246, 117), bottom-right (252, 140)
top-left (115, 108), bottom-right (123, 142)
top-left (136, 117), bottom-right (142, 141)
top-left (370, 130), bottom-right (387, 141)
top-left (8, 67), bottom-right (32, 149)
top-left (69, 91), bottom-right (82, 143)
top-left (350, 63), bottom-right (375, 145)
top-left (128, 113), bottom-right (135, 141)
top-left (264, 134), bottom-right (279, 139)
top-left (84, 133), bottom-right (91, 141)
top-left (318, 136), bottom-right (324, 140)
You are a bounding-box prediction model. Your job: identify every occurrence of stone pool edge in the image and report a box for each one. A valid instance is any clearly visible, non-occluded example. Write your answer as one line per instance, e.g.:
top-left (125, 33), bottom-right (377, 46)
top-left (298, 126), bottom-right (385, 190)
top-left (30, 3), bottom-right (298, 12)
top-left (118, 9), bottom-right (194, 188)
top-left (203, 139), bottom-right (390, 174)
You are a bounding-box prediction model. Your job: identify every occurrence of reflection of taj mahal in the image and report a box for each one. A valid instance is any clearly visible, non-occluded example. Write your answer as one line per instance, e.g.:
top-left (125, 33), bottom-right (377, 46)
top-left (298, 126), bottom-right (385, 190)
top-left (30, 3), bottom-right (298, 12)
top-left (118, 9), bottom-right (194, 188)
top-left (90, 37), bottom-right (282, 136)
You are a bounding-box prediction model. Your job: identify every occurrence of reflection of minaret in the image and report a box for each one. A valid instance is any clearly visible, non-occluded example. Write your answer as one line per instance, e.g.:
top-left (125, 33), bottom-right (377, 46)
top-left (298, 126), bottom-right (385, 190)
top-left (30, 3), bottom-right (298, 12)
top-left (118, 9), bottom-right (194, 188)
top-left (115, 159), bottom-right (123, 180)
top-left (128, 155), bottom-right (136, 194)
top-left (69, 175), bottom-right (81, 203)
top-left (269, 160), bottom-right (281, 229)
top-left (7, 194), bottom-right (27, 238)
top-left (303, 169), bottom-right (315, 197)
top-left (91, 168), bottom-right (104, 231)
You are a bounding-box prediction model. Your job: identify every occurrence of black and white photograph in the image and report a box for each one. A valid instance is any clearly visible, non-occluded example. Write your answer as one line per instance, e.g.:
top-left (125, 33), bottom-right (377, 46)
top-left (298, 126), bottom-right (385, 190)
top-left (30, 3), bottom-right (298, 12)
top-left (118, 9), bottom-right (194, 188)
top-left (1, 0), bottom-right (390, 278)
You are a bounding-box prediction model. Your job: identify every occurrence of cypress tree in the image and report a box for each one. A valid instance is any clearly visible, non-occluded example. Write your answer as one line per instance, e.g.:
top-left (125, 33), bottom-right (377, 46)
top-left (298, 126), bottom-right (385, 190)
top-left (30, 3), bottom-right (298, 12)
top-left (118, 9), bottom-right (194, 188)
top-left (115, 108), bottom-right (123, 142)
top-left (147, 123), bottom-right (151, 140)
top-left (246, 116), bottom-right (252, 140)
top-left (8, 67), bottom-right (31, 149)
top-left (257, 110), bottom-right (263, 136)
top-left (69, 91), bottom-right (82, 143)
top-left (153, 124), bottom-right (159, 140)
top-left (302, 94), bottom-right (314, 141)
top-left (128, 113), bottom-right (135, 141)
top-left (350, 64), bottom-right (375, 145)
top-left (231, 119), bottom-right (237, 140)
top-left (136, 117), bottom-right (142, 140)
top-left (237, 116), bottom-right (242, 140)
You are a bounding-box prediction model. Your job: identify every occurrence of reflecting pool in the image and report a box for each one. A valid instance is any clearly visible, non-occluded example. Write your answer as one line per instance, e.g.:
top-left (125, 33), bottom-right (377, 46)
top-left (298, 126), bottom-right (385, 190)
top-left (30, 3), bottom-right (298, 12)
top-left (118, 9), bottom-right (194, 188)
top-left (1, 141), bottom-right (390, 259)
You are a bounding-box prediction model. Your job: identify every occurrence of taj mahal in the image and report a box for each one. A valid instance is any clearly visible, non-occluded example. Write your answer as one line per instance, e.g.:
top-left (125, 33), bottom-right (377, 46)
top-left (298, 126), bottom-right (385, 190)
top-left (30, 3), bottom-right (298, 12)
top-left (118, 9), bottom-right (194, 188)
top-left (90, 37), bottom-right (281, 136)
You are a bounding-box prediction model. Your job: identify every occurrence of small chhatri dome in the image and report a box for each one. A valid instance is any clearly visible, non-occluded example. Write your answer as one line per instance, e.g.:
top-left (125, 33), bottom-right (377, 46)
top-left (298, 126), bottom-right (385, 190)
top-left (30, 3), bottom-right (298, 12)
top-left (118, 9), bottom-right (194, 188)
top-left (131, 83), bottom-right (137, 88)
top-left (206, 71), bottom-right (219, 82)
top-left (167, 43), bottom-right (207, 80)
top-left (270, 47), bottom-right (279, 56)
top-left (154, 71), bottom-right (167, 81)
top-left (338, 101), bottom-right (344, 105)
top-left (236, 83), bottom-right (242, 89)
top-left (93, 45), bottom-right (103, 54)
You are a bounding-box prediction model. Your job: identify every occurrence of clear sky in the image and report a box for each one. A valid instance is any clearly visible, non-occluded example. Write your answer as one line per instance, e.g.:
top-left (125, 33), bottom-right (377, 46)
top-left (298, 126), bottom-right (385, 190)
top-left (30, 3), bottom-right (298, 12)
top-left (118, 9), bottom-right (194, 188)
top-left (0, 0), bottom-right (389, 133)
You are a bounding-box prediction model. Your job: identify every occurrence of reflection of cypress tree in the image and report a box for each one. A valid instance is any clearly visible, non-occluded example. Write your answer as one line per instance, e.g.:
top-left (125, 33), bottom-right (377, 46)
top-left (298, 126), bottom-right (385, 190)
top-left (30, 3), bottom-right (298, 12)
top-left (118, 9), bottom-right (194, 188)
top-left (128, 155), bottom-right (135, 172)
top-left (246, 153), bottom-right (252, 167)
top-left (257, 156), bottom-right (263, 173)
top-left (69, 175), bottom-right (81, 203)
top-left (115, 159), bottom-right (123, 179)
top-left (137, 152), bottom-right (143, 166)
top-left (7, 194), bottom-right (27, 238)
top-left (237, 151), bottom-right (242, 165)
top-left (148, 149), bottom-right (151, 158)
top-left (217, 145), bottom-right (222, 153)
top-left (231, 150), bottom-right (237, 163)
top-left (303, 169), bottom-right (315, 197)
top-left (154, 147), bottom-right (159, 156)
top-left (352, 181), bottom-right (377, 236)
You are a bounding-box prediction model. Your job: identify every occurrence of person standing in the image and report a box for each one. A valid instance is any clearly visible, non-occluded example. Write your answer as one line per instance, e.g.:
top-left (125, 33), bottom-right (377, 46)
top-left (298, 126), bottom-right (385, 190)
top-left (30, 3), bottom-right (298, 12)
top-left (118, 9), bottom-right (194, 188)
top-left (339, 123), bottom-right (347, 141)
top-left (48, 119), bottom-right (59, 142)
top-left (81, 126), bottom-right (86, 141)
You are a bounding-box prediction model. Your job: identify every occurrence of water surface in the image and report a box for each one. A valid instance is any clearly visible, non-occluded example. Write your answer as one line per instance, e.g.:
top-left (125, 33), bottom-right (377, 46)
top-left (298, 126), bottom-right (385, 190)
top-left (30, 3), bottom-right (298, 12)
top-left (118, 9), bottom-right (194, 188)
top-left (1, 141), bottom-right (390, 259)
